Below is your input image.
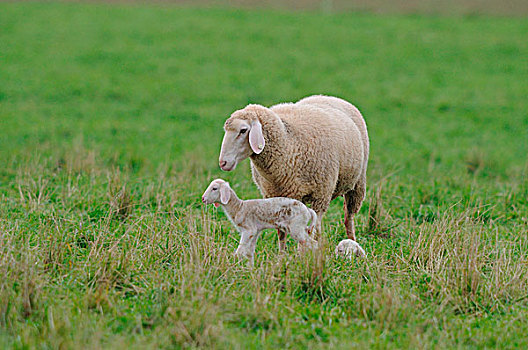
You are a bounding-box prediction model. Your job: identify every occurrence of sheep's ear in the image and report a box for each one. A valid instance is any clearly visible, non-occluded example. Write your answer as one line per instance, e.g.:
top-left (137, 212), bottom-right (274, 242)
top-left (220, 184), bottom-right (231, 204)
top-left (249, 120), bottom-right (265, 154)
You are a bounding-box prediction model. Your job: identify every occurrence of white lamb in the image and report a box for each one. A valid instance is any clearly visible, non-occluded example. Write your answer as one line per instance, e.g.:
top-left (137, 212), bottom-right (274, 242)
top-left (202, 179), bottom-right (318, 266)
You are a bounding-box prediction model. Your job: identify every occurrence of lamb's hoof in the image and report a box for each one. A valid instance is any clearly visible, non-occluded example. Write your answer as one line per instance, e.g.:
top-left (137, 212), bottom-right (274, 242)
top-left (335, 239), bottom-right (366, 259)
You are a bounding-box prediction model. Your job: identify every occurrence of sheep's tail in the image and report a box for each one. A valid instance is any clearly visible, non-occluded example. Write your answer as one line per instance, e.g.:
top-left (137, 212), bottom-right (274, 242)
top-left (307, 208), bottom-right (317, 235)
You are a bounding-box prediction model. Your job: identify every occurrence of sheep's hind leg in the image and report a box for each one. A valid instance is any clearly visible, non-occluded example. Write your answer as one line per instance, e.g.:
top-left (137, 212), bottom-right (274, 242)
top-left (344, 181), bottom-right (366, 240)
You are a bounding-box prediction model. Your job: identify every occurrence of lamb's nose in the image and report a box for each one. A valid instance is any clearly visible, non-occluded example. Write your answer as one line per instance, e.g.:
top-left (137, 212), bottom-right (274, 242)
top-left (219, 160), bottom-right (227, 169)
top-left (202, 196), bottom-right (206, 203)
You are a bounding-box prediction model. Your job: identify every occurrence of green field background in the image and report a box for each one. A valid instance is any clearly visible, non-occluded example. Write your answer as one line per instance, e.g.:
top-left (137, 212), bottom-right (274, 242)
top-left (1, 2), bottom-right (527, 348)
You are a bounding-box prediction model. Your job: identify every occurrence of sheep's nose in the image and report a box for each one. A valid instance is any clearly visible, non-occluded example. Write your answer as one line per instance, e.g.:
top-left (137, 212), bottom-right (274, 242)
top-left (201, 196), bottom-right (206, 203)
top-left (219, 160), bottom-right (227, 169)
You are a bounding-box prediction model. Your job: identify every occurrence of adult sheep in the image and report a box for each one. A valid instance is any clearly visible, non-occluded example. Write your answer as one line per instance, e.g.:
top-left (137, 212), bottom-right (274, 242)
top-left (218, 95), bottom-right (369, 248)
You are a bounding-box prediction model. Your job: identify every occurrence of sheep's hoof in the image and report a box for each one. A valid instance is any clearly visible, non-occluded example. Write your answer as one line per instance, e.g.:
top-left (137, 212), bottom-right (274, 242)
top-left (335, 239), bottom-right (366, 259)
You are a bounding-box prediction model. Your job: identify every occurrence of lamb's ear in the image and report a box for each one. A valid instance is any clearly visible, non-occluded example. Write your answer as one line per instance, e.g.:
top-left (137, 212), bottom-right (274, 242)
top-left (220, 183), bottom-right (231, 204)
top-left (249, 120), bottom-right (265, 154)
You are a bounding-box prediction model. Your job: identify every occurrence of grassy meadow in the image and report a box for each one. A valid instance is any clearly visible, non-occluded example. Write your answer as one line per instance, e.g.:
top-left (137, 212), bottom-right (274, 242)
top-left (1, 2), bottom-right (527, 348)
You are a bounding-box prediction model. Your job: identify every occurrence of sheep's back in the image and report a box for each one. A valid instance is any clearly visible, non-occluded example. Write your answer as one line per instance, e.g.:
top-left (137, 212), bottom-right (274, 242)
top-left (296, 95), bottom-right (369, 163)
top-left (271, 102), bottom-right (365, 166)
top-left (269, 97), bottom-right (368, 197)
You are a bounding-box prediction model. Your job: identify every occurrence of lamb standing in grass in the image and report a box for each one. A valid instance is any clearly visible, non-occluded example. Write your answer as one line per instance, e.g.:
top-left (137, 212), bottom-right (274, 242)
top-left (202, 179), bottom-right (318, 266)
top-left (218, 95), bottom-right (369, 249)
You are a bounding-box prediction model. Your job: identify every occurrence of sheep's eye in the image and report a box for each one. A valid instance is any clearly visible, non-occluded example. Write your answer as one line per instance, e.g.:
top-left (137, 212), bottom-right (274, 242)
top-left (240, 128), bottom-right (247, 135)
top-left (212, 187), bottom-right (218, 191)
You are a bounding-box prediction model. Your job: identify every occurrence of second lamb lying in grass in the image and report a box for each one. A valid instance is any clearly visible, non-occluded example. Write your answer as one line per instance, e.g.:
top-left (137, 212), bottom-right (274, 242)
top-left (202, 179), bottom-right (318, 266)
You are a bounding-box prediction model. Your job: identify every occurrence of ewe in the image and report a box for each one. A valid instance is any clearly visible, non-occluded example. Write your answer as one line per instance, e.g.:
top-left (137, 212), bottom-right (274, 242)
top-left (218, 95), bottom-right (369, 249)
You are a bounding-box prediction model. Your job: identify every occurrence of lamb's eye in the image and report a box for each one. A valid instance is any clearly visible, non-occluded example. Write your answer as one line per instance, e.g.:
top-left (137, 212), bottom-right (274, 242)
top-left (212, 187), bottom-right (218, 191)
top-left (240, 128), bottom-right (247, 135)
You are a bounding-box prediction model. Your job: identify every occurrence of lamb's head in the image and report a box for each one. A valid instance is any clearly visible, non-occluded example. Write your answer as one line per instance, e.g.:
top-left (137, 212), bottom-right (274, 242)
top-left (202, 179), bottom-right (232, 207)
top-left (219, 105), bottom-right (266, 171)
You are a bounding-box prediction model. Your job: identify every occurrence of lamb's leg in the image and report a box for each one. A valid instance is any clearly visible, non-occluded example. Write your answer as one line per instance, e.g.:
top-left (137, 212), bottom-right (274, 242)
top-left (236, 230), bottom-right (260, 266)
top-left (277, 229), bottom-right (286, 253)
top-left (344, 180), bottom-right (366, 240)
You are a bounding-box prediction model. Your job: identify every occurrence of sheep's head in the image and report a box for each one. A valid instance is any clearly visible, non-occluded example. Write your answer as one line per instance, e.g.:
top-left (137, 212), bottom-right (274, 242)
top-left (219, 106), bottom-right (265, 171)
top-left (202, 179), bottom-right (231, 207)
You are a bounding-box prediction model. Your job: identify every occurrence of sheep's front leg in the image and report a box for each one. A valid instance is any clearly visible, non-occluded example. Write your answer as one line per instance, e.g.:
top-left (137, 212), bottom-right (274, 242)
top-left (311, 198), bottom-right (330, 238)
top-left (235, 229), bottom-right (260, 266)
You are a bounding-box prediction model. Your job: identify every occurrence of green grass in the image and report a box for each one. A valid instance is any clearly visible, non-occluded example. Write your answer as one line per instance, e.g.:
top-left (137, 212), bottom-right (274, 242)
top-left (1, 2), bottom-right (527, 348)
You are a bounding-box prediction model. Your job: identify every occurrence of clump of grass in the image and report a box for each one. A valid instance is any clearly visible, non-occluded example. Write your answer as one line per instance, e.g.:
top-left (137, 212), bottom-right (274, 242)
top-left (107, 170), bottom-right (133, 221)
top-left (366, 181), bottom-right (396, 237)
top-left (289, 240), bottom-right (332, 303)
top-left (407, 206), bottom-right (528, 313)
top-left (465, 149), bottom-right (486, 176)
top-left (0, 223), bottom-right (45, 324)
top-left (16, 161), bottom-right (52, 212)
top-left (60, 138), bottom-right (98, 175)
top-left (164, 288), bottom-right (225, 348)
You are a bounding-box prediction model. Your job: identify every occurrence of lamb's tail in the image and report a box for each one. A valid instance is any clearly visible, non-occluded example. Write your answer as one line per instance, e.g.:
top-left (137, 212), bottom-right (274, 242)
top-left (307, 208), bottom-right (317, 235)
